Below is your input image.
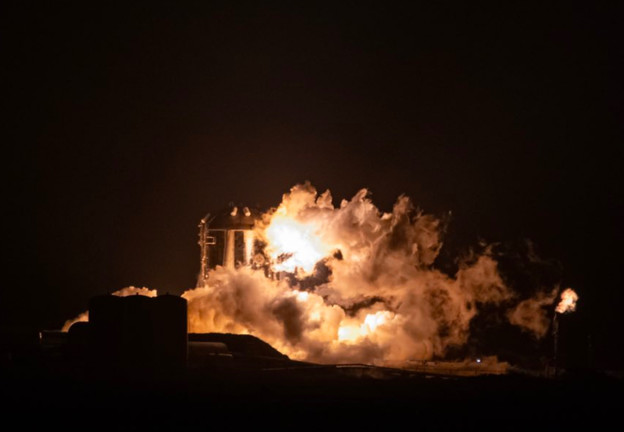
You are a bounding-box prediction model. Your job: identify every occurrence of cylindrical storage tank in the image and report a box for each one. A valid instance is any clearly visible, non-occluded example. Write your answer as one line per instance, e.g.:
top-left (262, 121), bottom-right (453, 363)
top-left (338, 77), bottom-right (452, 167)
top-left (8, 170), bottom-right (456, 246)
top-left (88, 294), bottom-right (124, 367)
top-left (152, 294), bottom-right (188, 371)
top-left (122, 294), bottom-right (154, 369)
top-left (66, 321), bottom-right (90, 363)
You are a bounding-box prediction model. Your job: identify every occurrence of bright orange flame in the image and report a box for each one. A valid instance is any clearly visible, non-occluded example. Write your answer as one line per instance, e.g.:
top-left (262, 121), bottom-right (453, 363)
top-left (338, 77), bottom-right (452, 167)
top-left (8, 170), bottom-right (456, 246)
top-left (555, 288), bottom-right (578, 314)
top-left (338, 311), bottom-right (395, 342)
top-left (83, 183), bottom-right (562, 368)
top-left (264, 213), bottom-right (330, 274)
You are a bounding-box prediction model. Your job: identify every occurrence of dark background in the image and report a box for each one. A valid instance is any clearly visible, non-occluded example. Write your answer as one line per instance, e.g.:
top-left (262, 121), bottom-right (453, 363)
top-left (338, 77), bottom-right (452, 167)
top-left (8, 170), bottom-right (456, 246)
top-left (3, 3), bottom-right (622, 369)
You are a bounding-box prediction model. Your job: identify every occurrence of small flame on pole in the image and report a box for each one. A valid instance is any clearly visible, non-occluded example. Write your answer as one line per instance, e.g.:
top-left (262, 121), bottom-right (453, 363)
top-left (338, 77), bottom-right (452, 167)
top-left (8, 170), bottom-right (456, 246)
top-left (555, 288), bottom-right (579, 314)
top-left (552, 288), bottom-right (579, 377)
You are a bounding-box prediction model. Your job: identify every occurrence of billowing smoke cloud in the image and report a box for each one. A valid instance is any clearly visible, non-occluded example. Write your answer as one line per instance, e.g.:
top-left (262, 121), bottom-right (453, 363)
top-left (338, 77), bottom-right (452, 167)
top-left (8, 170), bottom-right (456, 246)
top-left (182, 183), bottom-right (557, 365)
top-left (62, 286), bottom-right (157, 331)
top-left (506, 287), bottom-right (558, 338)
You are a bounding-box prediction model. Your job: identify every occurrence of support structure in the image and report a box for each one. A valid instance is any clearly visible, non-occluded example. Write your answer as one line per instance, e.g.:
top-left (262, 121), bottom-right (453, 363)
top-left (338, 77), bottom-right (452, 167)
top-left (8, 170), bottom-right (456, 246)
top-left (552, 312), bottom-right (559, 377)
top-left (196, 205), bottom-right (261, 287)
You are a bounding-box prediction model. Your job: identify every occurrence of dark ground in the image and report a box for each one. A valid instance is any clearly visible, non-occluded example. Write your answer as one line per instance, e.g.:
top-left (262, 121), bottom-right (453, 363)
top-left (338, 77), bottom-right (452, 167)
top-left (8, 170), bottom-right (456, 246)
top-left (2, 351), bottom-right (622, 431)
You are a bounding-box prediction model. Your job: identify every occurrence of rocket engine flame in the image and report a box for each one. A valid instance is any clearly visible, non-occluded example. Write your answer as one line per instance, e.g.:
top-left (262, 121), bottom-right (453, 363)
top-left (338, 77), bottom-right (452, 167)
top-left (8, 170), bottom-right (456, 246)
top-left (181, 182), bottom-right (560, 366)
top-left (259, 186), bottom-right (336, 275)
top-left (64, 183), bottom-right (566, 367)
top-left (555, 288), bottom-right (578, 314)
top-left (264, 216), bottom-right (329, 274)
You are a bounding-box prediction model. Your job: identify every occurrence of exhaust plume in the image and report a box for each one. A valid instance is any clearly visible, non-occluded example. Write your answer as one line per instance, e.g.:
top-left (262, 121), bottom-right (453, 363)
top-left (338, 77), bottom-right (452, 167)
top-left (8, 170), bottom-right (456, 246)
top-left (506, 288), bottom-right (558, 338)
top-left (182, 183), bottom-right (558, 365)
top-left (62, 183), bottom-right (566, 366)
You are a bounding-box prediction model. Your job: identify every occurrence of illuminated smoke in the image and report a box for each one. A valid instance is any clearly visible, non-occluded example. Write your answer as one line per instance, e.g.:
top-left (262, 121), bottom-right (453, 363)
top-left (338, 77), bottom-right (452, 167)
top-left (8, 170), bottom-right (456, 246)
top-left (555, 288), bottom-right (579, 314)
top-left (506, 288), bottom-right (558, 338)
top-left (61, 286), bottom-right (157, 331)
top-left (182, 183), bottom-right (537, 365)
top-left (61, 311), bottom-right (89, 333)
top-left (60, 183), bottom-right (566, 365)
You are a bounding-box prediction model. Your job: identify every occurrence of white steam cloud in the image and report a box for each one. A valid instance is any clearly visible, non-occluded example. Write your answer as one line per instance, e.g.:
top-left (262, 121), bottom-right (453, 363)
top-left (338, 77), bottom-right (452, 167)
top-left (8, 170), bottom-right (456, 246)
top-left (182, 183), bottom-right (555, 365)
top-left (63, 183), bottom-right (563, 366)
top-left (506, 287), bottom-right (558, 338)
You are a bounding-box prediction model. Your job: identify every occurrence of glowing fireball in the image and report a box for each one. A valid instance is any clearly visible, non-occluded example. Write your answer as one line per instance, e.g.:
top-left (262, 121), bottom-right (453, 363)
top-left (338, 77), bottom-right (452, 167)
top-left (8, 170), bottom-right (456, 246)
top-left (555, 288), bottom-right (579, 314)
top-left (264, 211), bottom-right (331, 275)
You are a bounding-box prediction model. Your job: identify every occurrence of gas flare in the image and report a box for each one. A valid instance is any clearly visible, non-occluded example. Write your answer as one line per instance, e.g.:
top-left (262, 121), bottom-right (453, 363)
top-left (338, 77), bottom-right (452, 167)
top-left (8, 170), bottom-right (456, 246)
top-left (555, 288), bottom-right (578, 314)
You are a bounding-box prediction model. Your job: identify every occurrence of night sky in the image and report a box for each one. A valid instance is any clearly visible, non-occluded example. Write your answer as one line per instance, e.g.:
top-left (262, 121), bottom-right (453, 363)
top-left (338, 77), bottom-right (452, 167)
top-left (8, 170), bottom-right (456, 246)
top-left (4, 3), bottom-right (622, 368)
